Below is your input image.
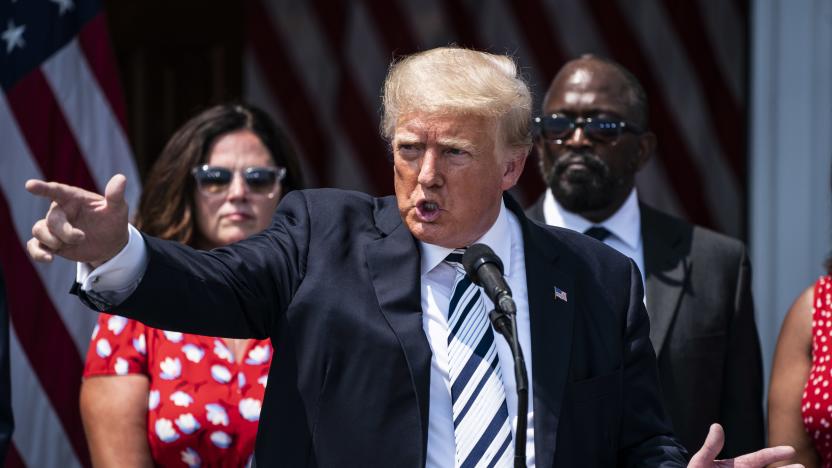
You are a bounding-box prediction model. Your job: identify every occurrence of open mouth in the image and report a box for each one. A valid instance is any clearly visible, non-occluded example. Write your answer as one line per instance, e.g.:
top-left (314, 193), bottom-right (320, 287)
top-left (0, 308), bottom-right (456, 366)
top-left (416, 200), bottom-right (441, 222)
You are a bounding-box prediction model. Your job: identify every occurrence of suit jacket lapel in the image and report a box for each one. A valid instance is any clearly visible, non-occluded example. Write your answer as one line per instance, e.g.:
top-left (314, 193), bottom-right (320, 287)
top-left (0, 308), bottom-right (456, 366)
top-left (641, 204), bottom-right (690, 356)
top-left (507, 196), bottom-right (574, 467)
top-left (365, 196), bottom-right (432, 466)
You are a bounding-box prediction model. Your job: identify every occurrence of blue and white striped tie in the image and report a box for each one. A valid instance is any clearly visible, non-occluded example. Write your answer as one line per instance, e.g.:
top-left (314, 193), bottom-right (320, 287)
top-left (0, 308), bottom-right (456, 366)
top-left (445, 249), bottom-right (513, 468)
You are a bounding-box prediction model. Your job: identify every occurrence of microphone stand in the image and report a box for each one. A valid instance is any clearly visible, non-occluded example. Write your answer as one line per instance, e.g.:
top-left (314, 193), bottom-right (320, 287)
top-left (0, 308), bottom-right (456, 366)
top-left (489, 301), bottom-right (528, 468)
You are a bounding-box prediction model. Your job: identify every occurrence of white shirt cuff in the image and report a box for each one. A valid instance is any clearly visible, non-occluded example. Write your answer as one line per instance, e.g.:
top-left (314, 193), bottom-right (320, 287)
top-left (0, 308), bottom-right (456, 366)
top-left (76, 224), bottom-right (149, 301)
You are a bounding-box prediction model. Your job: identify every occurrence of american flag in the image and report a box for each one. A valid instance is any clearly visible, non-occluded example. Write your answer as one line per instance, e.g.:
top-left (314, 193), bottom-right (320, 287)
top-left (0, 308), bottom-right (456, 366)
top-left (553, 287), bottom-right (568, 303)
top-left (244, 0), bottom-right (748, 237)
top-left (0, 0), bottom-right (140, 466)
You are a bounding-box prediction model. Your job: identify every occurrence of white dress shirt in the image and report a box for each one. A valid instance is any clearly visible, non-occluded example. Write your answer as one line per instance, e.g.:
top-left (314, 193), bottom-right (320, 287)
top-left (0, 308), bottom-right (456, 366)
top-left (542, 188), bottom-right (646, 301)
top-left (78, 201), bottom-right (536, 467)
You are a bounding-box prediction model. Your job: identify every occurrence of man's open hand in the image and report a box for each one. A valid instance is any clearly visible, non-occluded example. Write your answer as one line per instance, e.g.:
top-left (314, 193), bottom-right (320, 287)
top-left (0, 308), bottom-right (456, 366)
top-left (689, 423), bottom-right (802, 468)
top-left (26, 174), bottom-right (129, 267)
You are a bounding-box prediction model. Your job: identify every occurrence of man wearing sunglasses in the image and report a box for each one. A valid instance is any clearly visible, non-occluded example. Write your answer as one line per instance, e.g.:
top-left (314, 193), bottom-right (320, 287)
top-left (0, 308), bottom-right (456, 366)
top-left (527, 55), bottom-right (765, 458)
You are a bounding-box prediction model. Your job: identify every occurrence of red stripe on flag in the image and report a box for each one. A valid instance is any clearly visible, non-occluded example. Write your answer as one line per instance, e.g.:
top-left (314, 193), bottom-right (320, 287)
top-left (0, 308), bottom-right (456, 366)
top-left (0, 195), bottom-right (90, 467)
top-left (660, 0), bottom-right (746, 186)
top-left (311, 0), bottom-right (393, 195)
top-left (77, 12), bottom-right (129, 134)
top-left (246, 0), bottom-right (332, 188)
top-left (5, 70), bottom-right (99, 193)
top-left (585, 0), bottom-right (715, 228)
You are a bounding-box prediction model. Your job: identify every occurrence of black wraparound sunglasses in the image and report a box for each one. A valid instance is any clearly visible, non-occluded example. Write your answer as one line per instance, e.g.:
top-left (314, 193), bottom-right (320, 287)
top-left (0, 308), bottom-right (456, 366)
top-left (533, 114), bottom-right (643, 144)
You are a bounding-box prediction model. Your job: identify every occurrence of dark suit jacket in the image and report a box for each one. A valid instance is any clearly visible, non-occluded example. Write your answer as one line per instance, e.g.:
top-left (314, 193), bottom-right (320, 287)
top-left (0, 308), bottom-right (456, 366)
top-left (88, 189), bottom-right (688, 467)
top-left (527, 196), bottom-right (764, 457)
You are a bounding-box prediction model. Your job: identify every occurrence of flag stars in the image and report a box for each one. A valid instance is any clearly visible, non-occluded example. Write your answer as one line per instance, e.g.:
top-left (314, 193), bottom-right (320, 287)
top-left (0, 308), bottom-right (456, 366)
top-left (2, 20), bottom-right (25, 54)
top-left (50, 0), bottom-right (75, 15)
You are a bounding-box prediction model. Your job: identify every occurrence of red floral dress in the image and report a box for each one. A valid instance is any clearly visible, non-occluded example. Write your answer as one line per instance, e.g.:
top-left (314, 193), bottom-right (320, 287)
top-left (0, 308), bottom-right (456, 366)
top-left (802, 276), bottom-right (832, 466)
top-left (83, 313), bottom-right (272, 467)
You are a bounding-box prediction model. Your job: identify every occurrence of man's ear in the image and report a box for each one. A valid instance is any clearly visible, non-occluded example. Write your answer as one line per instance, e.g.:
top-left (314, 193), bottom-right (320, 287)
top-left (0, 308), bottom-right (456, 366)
top-left (501, 145), bottom-right (530, 190)
top-left (635, 131), bottom-right (656, 171)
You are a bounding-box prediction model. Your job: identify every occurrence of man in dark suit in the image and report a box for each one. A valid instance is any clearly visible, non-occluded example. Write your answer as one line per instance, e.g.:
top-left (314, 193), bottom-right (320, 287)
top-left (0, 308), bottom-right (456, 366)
top-left (25, 48), bottom-right (790, 467)
top-left (526, 55), bottom-right (765, 458)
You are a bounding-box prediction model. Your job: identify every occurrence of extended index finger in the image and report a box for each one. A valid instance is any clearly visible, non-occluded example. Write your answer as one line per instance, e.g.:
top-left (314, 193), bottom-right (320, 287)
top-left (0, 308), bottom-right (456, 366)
top-left (25, 179), bottom-right (91, 204)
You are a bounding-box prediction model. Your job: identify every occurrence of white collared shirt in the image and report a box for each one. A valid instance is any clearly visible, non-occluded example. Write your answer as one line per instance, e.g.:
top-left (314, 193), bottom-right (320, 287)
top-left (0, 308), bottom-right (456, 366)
top-left (420, 200), bottom-right (535, 467)
top-left (542, 188), bottom-right (646, 300)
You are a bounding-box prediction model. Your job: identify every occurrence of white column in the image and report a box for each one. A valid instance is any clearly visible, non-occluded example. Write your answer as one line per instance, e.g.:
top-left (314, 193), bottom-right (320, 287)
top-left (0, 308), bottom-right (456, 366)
top-left (751, 0), bottom-right (832, 400)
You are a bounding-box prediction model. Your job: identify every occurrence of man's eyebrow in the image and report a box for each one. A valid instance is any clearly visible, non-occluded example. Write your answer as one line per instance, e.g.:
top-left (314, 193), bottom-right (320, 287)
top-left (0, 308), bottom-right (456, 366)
top-left (394, 134), bottom-right (421, 144)
top-left (436, 137), bottom-right (476, 150)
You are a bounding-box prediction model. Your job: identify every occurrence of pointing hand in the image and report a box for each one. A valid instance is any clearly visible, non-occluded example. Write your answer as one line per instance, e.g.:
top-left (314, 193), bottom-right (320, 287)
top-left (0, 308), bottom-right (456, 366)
top-left (26, 174), bottom-right (130, 268)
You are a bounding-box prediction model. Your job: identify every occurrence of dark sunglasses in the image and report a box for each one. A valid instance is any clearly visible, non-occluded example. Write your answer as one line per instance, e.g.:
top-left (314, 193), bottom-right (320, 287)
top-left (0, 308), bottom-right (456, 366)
top-left (191, 165), bottom-right (286, 198)
top-left (533, 114), bottom-right (643, 144)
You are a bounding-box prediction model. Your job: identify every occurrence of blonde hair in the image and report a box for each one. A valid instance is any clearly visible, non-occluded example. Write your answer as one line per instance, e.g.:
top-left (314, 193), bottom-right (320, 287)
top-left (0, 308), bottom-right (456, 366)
top-left (381, 47), bottom-right (532, 148)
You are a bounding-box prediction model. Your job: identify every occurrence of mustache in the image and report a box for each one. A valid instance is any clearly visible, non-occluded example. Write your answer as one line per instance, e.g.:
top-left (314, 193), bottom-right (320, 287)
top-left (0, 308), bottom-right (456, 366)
top-left (552, 151), bottom-right (609, 176)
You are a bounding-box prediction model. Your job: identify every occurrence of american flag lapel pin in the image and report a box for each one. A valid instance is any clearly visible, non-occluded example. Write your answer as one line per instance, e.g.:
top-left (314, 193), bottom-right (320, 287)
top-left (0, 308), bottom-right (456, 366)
top-left (553, 286), bottom-right (568, 302)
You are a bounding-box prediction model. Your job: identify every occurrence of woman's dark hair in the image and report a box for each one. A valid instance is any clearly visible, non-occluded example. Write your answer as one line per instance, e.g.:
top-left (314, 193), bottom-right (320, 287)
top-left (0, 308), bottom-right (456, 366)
top-left (134, 103), bottom-right (304, 246)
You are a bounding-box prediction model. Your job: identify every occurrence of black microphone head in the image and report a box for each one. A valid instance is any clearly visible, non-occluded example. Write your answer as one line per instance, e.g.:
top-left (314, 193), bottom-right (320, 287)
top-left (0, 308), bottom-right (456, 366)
top-left (461, 243), bottom-right (503, 285)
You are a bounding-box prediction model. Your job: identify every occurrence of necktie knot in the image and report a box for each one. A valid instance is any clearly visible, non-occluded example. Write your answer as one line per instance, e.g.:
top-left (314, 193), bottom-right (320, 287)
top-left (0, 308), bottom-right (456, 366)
top-left (583, 226), bottom-right (612, 242)
top-left (444, 248), bottom-right (466, 267)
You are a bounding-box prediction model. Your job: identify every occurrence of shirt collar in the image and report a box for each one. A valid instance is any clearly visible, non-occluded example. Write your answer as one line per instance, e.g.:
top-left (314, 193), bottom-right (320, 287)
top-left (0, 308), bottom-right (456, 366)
top-left (419, 199), bottom-right (513, 277)
top-left (544, 188), bottom-right (641, 251)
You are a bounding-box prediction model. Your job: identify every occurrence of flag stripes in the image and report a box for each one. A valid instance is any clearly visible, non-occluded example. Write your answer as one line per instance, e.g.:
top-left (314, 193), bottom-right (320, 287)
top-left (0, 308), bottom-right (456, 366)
top-left (7, 330), bottom-right (80, 468)
top-left (41, 41), bottom-right (139, 206)
top-left (585, 0), bottom-right (716, 228)
top-left (77, 14), bottom-right (128, 132)
top-left (310, 0), bottom-right (395, 195)
top-left (0, 197), bottom-right (87, 466)
top-left (5, 71), bottom-right (100, 197)
top-left (245, 0), bottom-right (748, 236)
top-left (660, 0), bottom-right (745, 182)
top-left (0, 2), bottom-right (141, 466)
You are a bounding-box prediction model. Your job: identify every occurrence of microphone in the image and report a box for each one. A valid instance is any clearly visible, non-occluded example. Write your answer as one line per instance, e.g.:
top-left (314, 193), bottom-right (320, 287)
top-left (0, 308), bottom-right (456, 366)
top-left (461, 244), bottom-right (516, 314)
top-left (462, 243), bottom-right (528, 468)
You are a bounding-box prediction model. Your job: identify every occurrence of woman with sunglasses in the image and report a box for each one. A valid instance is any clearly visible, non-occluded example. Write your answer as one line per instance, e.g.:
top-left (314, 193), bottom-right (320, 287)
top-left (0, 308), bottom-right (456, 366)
top-left (79, 103), bottom-right (303, 467)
